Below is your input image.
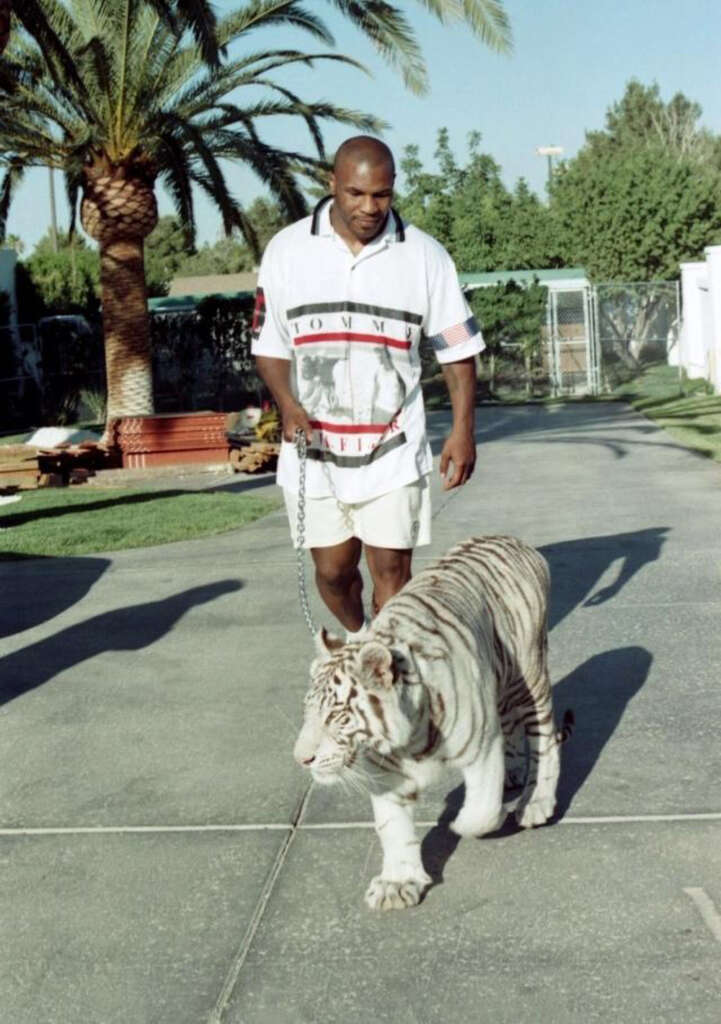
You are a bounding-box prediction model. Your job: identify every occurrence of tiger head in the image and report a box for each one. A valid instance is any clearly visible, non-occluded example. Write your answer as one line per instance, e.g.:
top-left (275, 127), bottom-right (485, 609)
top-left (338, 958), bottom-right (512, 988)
top-left (293, 627), bottom-right (412, 786)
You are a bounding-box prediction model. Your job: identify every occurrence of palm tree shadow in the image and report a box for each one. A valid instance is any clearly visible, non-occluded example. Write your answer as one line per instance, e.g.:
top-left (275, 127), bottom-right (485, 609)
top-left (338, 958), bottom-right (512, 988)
top-left (540, 527), bottom-right (669, 630)
top-left (421, 645), bottom-right (653, 889)
top-left (0, 579), bottom-right (243, 707)
top-left (0, 555), bottom-right (110, 638)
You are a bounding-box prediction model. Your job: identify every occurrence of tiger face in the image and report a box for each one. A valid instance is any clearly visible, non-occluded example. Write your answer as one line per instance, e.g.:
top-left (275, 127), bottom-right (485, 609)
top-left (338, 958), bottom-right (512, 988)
top-left (293, 628), bottom-right (412, 787)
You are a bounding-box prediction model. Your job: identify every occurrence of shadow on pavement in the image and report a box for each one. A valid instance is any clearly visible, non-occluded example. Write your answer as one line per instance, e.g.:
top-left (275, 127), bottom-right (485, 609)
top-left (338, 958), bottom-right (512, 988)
top-left (553, 644), bottom-right (653, 817)
top-left (425, 402), bottom-right (697, 459)
top-left (0, 555), bottom-right (110, 639)
top-left (540, 526), bottom-right (669, 630)
top-left (0, 579), bottom-right (242, 707)
top-left (420, 644), bottom-right (653, 890)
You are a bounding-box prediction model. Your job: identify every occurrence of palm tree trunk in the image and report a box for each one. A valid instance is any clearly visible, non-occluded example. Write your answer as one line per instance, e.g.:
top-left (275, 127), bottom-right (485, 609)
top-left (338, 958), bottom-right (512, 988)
top-left (0, 0), bottom-right (11, 54)
top-left (99, 236), bottom-right (154, 420)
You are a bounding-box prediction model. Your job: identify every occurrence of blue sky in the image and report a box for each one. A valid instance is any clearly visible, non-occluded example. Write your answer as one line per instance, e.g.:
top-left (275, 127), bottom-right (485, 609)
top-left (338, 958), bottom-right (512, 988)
top-left (6, 0), bottom-right (721, 251)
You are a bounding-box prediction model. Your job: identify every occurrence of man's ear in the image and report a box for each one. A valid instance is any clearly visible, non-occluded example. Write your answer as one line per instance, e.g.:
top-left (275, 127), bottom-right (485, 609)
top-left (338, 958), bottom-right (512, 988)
top-left (314, 626), bottom-right (344, 660)
top-left (328, 171), bottom-right (336, 196)
top-left (355, 641), bottom-right (394, 690)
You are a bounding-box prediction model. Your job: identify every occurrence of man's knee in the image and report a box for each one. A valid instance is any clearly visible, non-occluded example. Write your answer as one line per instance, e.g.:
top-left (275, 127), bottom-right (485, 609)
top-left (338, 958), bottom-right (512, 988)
top-left (366, 548), bottom-right (412, 598)
top-left (312, 542), bottom-right (362, 592)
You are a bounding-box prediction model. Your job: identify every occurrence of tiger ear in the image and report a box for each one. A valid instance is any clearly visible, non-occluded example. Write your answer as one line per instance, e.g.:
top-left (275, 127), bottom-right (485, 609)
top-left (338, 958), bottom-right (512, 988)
top-left (314, 626), bottom-right (344, 660)
top-left (356, 641), bottom-right (394, 690)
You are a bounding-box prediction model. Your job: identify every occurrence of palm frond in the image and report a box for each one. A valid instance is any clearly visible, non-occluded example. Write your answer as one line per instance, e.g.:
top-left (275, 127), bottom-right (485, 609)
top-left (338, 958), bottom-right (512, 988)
top-left (143, 0), bottom-right (222, 66)
top-left (0, 161), bottom-right (25, 240)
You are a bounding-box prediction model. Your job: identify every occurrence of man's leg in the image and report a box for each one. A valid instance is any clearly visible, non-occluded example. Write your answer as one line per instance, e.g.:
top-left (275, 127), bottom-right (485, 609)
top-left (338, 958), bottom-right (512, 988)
top-left (364, 545), bottom-right (413, 615)
top-left (311, 538), bottom-right (365, 631)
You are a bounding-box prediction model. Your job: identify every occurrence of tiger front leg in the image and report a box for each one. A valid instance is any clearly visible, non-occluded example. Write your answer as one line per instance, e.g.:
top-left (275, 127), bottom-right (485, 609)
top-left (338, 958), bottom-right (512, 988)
top-left (365, 791), bottom-right (431, 911)
top-left (450, 730), bottom-right (506, 837)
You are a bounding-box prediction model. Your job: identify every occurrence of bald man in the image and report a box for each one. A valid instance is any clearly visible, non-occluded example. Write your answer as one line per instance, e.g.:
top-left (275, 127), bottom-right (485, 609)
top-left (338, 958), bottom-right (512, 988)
top-left (252, 136), bottom-right (484, 636)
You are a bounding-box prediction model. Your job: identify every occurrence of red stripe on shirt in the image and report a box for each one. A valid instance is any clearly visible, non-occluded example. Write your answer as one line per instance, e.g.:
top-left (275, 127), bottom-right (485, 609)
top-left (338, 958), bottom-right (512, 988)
top-left (294, 331), bottom-right (411, 350)
top-left (309, 420), bottom-right (392, 434)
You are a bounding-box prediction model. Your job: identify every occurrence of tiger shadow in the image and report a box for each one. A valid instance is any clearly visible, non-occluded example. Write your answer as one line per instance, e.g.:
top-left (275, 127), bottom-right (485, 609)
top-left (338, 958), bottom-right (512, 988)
top-left (421, 644), bottom-right (654, 889)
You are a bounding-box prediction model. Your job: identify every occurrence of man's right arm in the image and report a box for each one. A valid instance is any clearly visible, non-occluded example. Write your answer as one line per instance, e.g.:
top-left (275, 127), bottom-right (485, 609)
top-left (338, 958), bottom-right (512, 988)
top-left (255, 355), bottom-right (313, 443)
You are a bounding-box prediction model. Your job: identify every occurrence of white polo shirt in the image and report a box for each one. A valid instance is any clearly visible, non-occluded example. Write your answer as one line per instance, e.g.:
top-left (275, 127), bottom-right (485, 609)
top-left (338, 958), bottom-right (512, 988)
top-left (251, 197), bottom-right (484, 503)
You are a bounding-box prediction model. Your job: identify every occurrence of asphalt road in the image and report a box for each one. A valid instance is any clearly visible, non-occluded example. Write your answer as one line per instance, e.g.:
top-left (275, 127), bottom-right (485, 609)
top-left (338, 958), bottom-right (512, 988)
top-left (1, 401), bottom-right (720, 1024)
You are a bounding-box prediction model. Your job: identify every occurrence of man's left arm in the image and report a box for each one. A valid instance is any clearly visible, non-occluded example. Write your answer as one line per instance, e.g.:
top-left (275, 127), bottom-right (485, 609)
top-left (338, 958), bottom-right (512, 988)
top-left (439, 356), bottom-right (477, 490)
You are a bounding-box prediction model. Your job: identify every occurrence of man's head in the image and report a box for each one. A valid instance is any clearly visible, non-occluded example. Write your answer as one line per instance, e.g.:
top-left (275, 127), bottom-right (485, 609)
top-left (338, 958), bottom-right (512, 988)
top-left (329, 136), bottom-right (395, 246)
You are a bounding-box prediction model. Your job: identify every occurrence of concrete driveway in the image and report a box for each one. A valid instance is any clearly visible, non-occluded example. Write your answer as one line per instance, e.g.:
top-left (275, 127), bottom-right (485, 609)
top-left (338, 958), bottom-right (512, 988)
top-left (1, 402), bottom-right (720, 1023)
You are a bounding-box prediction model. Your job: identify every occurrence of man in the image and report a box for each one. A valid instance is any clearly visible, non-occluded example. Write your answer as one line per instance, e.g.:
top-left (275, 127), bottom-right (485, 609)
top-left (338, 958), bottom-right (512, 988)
top-left (252, 136), bottom-right (483, 637)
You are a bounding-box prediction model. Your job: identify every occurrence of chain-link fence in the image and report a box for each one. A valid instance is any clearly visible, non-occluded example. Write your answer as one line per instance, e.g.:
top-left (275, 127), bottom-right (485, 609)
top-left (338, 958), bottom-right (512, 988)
top-left (467, 279), bottom-right (680, 400)
top-left (1, 280), bottom-right (683, 435)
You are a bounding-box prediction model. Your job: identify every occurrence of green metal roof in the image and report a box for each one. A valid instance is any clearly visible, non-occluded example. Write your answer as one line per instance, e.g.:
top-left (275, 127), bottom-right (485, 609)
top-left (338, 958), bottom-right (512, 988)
top-left (148, 290), bottom-right (254, 313)
top-left (459, 267), bottom-right (587, 287)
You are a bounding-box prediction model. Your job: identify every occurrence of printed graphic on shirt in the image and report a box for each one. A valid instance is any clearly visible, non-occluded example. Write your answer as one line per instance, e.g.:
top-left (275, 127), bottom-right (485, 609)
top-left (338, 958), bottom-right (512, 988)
top-left (289, 301), bottom-right (420, 467)
top-left (251, 287), bottom-right (266, 338)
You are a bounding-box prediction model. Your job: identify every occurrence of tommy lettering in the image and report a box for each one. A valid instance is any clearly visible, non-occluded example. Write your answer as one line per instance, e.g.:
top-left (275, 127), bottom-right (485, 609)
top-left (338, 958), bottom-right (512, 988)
top-left (372, 319), bottom-right (385, 333)
top-left (309, 317), bottom-right (323, 331)
top-left (341, 315), bottom-right (352, 329)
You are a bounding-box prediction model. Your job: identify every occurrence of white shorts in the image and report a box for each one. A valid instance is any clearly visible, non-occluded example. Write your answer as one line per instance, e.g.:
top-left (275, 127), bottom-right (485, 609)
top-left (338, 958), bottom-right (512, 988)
top-left (283, 476), bottom-right (431, 550)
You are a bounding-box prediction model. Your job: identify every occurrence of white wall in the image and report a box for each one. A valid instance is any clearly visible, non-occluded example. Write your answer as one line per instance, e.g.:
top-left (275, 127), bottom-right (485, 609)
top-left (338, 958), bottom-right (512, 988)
top-left (678, 250), bottom-right (721, 393)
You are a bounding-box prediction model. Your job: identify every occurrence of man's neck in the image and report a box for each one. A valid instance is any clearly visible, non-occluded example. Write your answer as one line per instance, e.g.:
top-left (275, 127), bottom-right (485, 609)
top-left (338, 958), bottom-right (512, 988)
top-left (329, 202), bottom-right (389, 256)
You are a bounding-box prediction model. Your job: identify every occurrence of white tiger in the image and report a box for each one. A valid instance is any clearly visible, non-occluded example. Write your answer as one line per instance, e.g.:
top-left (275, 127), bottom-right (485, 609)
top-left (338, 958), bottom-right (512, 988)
top-left (293, 535), bottom-right (573, 911)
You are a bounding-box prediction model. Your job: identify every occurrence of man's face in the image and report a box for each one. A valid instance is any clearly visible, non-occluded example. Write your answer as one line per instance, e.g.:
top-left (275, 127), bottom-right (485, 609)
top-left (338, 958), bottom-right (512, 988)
top-left (329, 157), bottom-right (395, 246)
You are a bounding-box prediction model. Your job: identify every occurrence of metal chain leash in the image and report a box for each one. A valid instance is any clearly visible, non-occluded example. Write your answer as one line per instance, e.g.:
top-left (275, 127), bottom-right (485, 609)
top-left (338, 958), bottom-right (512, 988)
top-left (294, 428), bottom-right (317, 637)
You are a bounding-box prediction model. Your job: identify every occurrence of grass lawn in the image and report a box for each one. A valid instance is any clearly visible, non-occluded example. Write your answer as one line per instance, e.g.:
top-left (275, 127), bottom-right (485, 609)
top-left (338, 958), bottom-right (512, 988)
top-left (612, 363), bottom-right (721, 462)
top-left (0, 486), bottom-right (280, 560)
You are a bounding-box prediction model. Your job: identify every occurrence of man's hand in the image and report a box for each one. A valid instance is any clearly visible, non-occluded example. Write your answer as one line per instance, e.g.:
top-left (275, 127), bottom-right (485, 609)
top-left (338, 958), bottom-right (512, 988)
top-left (439, 429), bottom-right (476, 490)
top-left (280, 399), bottom-right (313, 444)
top-left (439, 356), bottom-right (478, 490)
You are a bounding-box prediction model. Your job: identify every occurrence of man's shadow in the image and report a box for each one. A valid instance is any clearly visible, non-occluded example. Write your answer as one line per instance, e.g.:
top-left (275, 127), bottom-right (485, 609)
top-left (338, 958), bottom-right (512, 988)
top-left (0, 580), bottom-right (243, 707)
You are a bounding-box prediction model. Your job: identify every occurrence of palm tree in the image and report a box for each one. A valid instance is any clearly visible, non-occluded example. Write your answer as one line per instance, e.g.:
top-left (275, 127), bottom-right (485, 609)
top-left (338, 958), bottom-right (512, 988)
top-left (0, 1), bottom-right (511, 430)
top-left (0, 1), bottom-right (221, 63)
top-left (1, 2), bottom-right (512, 76)
top-left (0, 1), bottom-right (382, 425)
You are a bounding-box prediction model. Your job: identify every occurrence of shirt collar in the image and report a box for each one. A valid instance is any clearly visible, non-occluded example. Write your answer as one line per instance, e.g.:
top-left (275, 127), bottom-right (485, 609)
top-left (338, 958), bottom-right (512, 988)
top-left (310, 195), bottom-right (405, 244)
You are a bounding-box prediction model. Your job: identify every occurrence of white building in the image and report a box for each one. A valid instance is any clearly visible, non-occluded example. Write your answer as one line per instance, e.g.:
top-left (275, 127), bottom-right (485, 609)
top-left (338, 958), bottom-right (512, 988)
top-left (678, 246), bottom-right (721, 394)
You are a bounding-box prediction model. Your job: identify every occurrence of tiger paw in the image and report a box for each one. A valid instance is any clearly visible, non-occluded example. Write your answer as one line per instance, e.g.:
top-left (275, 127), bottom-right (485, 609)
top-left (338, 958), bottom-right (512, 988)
top-left (515, 794), bottom-right (555, 828)
top-left (364, 874), bottom-right (430, 911)
top-left (450, 805), bottom-right (505, 838)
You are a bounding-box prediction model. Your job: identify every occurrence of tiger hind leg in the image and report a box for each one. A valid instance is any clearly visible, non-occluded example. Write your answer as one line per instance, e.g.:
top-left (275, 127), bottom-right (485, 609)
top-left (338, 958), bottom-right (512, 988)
top-left (450, 731), bottom-right (506, 838)
top-left (514, 676), bottom-right (560, 828)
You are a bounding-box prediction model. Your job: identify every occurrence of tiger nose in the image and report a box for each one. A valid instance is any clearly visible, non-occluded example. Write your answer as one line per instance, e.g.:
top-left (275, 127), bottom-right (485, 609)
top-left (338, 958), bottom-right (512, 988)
top-left (293, 736), bottom-right (316, 766)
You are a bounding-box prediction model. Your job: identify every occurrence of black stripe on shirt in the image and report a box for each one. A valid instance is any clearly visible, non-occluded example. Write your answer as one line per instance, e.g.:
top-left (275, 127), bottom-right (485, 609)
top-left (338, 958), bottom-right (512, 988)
top-left (286, 301), bottom-right (423, 325)
top-left (305, 432), bottom-right (407, 468)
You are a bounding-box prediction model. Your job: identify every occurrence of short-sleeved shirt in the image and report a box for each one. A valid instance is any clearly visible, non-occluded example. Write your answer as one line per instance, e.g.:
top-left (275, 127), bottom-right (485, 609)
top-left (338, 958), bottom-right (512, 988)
top-left (251, 197), bottom-right (484, 503)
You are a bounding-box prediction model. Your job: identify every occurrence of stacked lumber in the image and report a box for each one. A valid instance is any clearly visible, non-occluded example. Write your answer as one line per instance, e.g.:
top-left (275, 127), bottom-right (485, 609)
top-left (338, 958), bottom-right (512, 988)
top-left (114, 412), bottom-right (229, 468)
top-left (228, 442), bottom-right (279, 474)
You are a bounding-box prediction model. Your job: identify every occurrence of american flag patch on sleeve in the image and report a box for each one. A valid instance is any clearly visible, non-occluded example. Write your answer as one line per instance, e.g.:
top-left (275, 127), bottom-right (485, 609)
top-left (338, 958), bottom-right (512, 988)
top-left (251, 287), bottom-right (266, 337)
top-left (428, 315), bottom-right (479, 351)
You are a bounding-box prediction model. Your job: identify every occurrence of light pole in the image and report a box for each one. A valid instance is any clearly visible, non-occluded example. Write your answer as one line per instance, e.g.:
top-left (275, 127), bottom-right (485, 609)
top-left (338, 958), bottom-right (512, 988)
top-left (536, 145), bottom-right (564, 191)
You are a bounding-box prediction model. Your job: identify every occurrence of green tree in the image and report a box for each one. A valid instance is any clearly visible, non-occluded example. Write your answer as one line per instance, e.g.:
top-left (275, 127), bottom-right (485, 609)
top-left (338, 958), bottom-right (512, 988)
top-left (397, 129), bottom-right (557, 271)
top-left (469, 279), bottom-right (547, 396)
top-left (144, 216), bottom-right (194, 296)
top-left (175, 235), bottom-right (253, 278)
top-left (0, 1), bottom-right (383, 427)
top-left (23, 231), bottom-right (100, 315)
top-left (588, 79), bottom-right (718, 165)
top-left (551, 138), bottom-right (721, 282)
